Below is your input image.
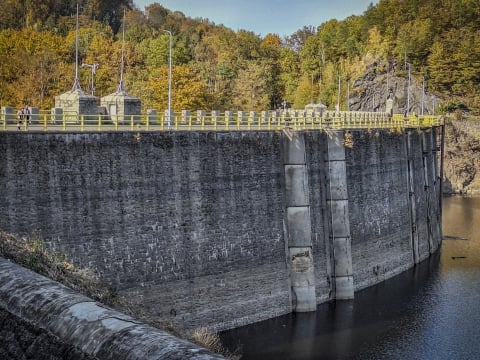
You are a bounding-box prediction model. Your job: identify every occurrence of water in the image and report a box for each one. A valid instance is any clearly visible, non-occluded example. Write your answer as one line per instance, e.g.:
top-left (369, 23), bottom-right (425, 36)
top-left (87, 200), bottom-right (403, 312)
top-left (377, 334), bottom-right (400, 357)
top-left (221, 196), bottom-right (480, 359)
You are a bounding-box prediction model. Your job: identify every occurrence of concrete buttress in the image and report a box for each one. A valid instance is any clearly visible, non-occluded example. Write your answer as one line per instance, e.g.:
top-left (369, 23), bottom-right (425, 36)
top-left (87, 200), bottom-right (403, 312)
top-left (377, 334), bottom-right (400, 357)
top-left (326, 131), bottom-right (354, 300)
top-left (283, 132), bottom-right (317, 312)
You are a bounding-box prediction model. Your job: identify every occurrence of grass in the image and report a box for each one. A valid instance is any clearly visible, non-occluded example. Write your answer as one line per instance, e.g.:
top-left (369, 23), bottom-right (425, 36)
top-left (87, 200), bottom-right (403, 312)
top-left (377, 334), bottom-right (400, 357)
top-left (191, 327), bottom-right (240, 359)
top-left (0, 230), bottom-right (118, 305)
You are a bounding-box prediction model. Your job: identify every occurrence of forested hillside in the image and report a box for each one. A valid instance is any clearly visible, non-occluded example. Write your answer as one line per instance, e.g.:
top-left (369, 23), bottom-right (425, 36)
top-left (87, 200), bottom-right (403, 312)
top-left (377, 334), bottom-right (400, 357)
top-left (0, 0), bottom-right (479, 113)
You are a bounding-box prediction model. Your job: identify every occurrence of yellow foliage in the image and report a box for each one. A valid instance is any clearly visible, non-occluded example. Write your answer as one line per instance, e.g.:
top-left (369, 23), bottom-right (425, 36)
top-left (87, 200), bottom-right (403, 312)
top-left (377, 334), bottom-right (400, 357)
top-left (145, 65), bottom-right (212, 111)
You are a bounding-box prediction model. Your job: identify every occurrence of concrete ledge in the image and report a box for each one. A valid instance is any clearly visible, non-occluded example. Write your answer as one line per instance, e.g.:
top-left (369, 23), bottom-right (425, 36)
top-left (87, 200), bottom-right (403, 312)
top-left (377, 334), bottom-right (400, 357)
top-left (0, 258), bottom-right (224, 359)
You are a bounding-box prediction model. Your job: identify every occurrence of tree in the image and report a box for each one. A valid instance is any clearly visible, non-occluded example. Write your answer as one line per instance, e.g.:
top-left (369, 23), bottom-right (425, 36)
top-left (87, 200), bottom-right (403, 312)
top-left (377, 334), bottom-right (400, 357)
top-left (232, 61), bottom-right (271, 111)
top-left (0, 28), bottom-right (69, 108)
top-left (145, 65), bottom-right (212, 111)
top-left (284, 26), bottom-right (316, 53)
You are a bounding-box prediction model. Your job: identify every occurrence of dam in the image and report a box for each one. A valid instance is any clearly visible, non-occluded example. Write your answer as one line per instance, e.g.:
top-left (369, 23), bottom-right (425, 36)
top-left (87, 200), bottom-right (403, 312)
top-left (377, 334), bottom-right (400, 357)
top-left (0, 111), bottom-right (444, 336)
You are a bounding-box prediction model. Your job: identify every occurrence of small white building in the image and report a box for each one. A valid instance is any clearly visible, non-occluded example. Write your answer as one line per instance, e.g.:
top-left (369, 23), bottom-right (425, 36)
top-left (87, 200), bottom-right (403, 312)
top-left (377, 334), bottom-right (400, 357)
top-left (100, 83), bottom-right (141, 124)
top-left (54, 85), bottom-right (98, 121)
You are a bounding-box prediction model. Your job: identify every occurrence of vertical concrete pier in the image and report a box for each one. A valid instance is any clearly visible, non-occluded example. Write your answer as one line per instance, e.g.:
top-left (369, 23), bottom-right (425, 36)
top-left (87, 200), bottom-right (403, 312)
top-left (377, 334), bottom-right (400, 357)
top-left (283, 132), bottom-right (317, 312)
top-left (406, 130), bottom-right (420, 264)
top-left (326, 131), bottom-right (354, 300)
top-left (421, 131), bottom-right (435, 254)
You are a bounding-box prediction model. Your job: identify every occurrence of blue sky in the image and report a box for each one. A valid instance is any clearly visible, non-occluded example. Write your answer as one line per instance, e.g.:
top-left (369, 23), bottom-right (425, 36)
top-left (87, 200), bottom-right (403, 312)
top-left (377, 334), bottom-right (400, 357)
top-left (133, 0), bottom-right (379, 37)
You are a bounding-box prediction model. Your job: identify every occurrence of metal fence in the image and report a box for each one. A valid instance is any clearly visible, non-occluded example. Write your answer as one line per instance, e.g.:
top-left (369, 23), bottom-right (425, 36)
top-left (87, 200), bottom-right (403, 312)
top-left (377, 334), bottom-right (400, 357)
top-left (0, 110), bottom-right (443, 132)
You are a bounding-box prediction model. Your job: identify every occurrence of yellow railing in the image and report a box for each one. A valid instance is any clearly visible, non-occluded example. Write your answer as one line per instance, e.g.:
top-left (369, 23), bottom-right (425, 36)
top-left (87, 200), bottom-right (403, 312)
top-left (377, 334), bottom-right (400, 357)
top-left (0, 110), bottom-right (443, 132)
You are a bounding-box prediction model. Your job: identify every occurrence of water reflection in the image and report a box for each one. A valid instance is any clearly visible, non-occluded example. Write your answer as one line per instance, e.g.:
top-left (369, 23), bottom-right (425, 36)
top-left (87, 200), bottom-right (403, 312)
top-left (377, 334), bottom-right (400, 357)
top-left (221, 197), bottom-right (480, 359)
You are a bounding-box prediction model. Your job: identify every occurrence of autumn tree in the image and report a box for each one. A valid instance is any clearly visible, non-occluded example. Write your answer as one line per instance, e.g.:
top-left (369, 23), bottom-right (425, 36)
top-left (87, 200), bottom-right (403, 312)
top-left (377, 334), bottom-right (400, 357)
top-left (232, 61), bottom-right (271, 111)
top-left (144, 65), bottom-right (212, 111)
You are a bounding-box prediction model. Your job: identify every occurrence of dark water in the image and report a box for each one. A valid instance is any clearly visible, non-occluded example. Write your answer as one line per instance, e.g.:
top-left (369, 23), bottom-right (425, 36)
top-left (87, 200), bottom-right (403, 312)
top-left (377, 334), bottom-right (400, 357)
top-left (221, 196), bottom-right (480, 359)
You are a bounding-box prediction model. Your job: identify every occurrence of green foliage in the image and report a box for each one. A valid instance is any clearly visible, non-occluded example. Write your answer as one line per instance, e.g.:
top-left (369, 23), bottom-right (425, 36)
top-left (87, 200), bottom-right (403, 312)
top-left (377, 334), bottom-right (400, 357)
top-left (232, 61), bottom-right (272, 111)
top-left (439, 100), bottom-right (469, 114)
top-left (1, 0), bottom-right (480, 113)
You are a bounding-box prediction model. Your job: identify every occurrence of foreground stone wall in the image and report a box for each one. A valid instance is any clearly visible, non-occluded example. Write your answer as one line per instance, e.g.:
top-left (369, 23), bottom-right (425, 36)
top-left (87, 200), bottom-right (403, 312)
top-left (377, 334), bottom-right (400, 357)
top-left (0, 308), bottom-right (96, 360)
top-left (0, 258), bottom-right (224, 359)
top-left (0, 129), bottom-right (442, 335)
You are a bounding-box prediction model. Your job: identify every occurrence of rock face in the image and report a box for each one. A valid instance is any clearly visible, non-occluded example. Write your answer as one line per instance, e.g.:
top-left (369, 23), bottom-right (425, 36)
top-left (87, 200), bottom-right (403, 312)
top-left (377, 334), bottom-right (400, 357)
top-left (350, 59), bottom-right (438, 115)
top-left (443, 121), bottom-right (480, 194)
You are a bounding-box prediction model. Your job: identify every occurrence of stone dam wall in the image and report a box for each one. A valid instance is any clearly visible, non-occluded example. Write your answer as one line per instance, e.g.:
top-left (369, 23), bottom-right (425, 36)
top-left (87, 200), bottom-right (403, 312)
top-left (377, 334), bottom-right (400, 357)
top-left (0, 129), bottom-right (442, 337)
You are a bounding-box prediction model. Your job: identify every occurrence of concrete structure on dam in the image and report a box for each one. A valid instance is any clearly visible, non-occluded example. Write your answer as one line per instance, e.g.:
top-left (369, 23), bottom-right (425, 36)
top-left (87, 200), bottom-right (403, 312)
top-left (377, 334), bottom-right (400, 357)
top-left (0, 124), bottom-right (443, 334)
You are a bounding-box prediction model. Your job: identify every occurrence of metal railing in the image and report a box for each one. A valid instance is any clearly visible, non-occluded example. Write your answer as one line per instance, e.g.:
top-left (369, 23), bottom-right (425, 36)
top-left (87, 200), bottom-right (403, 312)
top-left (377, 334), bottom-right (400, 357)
top-left (0, 110), bottom-right (443, 132)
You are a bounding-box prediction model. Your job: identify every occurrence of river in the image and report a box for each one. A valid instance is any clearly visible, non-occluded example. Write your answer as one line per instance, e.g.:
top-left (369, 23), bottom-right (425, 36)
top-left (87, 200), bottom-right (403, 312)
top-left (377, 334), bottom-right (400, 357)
top-left (220, 196), bottom-right (480, 359)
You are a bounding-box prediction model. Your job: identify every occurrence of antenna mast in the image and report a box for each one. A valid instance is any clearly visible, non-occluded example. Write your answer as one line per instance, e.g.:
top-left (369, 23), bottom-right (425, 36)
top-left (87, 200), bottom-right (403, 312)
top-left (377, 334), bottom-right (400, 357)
top-left (117, 9), bottom-right (126, 93)
top-left (72, 3), bottom-right (82, 91)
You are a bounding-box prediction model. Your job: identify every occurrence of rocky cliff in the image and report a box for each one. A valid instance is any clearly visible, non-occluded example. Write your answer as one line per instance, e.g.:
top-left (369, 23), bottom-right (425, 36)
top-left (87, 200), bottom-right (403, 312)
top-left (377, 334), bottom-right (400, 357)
top-left (443, 120), bottom-right (480, 194)
top-left (350, 59), bottom-right (439, 116)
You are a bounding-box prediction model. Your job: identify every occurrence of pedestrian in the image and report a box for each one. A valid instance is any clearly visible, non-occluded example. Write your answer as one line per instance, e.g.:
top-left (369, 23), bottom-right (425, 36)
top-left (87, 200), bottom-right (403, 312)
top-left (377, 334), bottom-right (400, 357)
top-left (16, 108), bottom-right (23, 130)
top-left (24, 105), bottom-right (31, 127)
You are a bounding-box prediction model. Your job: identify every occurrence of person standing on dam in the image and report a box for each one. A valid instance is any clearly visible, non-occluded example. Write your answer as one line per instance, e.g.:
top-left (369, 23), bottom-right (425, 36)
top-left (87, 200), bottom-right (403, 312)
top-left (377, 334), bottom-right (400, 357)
top-left (16, 108), bottom-right (23, 130)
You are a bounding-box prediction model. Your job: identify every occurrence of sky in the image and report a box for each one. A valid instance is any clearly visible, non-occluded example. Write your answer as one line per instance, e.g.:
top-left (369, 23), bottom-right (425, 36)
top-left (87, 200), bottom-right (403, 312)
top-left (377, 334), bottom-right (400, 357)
top-left (133, 0), bottom-right (379, 37)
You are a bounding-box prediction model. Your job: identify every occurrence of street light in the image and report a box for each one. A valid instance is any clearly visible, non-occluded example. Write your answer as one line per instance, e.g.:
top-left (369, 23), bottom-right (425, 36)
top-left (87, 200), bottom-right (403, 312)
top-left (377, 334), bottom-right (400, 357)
top-left (81, 63), bottom-right (99, 96)
top-left (336, 75), bottom-right (341, 111)
top-left (421, 76), bottom-right (425, 115)
top-left (163, 29), bottom-right (172, 128)
top-left (406, 62), bottom-right (411, 116)
top-left (372, 91), bottom-right (380, 112)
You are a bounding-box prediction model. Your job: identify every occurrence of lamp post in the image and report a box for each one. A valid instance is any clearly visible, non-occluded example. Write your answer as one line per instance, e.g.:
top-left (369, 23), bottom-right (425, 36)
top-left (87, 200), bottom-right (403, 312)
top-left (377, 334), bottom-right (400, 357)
top-left (372, 91), bottom-right (380, 112)
top-left (81, 63), bottom-right (99, 96)
top-left (406, 62), bottom-right (411, 116)
top-left (163, 29), bottom-right (172, 128)
top-left (337, 75), bottom-right (341, 111)
top-left (346, 77), bottom-right (350, 111)
top-left (421, 75), bottom-right (425, 115)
